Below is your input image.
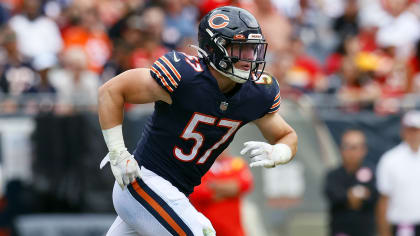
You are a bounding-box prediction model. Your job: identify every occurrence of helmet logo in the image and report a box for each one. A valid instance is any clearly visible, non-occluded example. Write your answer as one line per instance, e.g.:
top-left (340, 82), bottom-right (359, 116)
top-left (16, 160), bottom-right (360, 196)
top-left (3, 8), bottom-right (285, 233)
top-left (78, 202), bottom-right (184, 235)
top-left (208, 14), bottom-right (230, 29)
top-left (233, 34), bottom-right (245, 40)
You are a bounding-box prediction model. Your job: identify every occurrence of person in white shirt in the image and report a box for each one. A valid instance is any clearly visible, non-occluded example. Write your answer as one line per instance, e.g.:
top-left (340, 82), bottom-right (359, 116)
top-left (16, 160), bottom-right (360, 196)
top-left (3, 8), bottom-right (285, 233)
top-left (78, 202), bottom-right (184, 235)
top-left (8, 0), bottom-right (62, 60)
top-left (49, 46), bottom-right (99, 112)
top-left (376, 110), bottom-right (420, 236)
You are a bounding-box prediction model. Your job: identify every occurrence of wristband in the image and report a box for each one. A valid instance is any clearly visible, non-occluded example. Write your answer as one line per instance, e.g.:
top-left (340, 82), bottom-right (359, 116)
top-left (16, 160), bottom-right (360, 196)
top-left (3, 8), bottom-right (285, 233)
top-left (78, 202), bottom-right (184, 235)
top-left (102, 124), bottom-right (126, 155)
top-left (272, 143), bottom-right (292, 164)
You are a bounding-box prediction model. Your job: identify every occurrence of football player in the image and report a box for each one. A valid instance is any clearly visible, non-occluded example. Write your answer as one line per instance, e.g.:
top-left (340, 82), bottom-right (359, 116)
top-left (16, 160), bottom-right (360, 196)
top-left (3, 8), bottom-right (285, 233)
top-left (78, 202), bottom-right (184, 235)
top-left (99, 6), bottom-right (298, 236)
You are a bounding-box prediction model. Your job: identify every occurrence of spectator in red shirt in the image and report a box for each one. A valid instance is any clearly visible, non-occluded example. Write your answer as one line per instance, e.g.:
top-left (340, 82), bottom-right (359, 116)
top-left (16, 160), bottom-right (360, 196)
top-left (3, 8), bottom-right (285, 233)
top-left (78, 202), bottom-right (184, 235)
top-left (189, 152), bottom-right (254, 236)
top-left (284, 36), bottom-right (327, 93)
top-left (407, 39), bottom-right (420, 93)
top-left (325, 34), bottom-right (361, 76)
top-left (337, 56), bottom-right (381, 112)
top-left (61, 5), bottom-right (112, 74)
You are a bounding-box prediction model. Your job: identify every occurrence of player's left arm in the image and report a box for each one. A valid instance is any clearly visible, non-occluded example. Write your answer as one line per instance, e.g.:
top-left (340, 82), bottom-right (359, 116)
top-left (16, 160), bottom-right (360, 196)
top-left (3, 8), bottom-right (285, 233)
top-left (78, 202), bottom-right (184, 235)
top-left (255, 112), bottom-right (297, 153)
top-left (241, 112), bottom-right (298, 168)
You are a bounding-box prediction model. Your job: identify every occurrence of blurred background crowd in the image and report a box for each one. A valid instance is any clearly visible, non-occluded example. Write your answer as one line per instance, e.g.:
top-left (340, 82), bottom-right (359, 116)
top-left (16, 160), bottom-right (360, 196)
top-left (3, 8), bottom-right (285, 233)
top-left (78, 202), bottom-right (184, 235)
top-left (0, 0), bottom-right (420, 114)
top-left (0, 0), bottom-right (420, 236)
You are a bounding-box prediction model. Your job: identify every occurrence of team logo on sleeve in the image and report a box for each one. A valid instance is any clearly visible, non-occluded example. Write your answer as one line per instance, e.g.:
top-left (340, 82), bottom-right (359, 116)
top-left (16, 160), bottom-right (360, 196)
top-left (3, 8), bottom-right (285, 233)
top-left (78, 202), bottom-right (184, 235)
top-left (208, 14), bottom-right (229, 29)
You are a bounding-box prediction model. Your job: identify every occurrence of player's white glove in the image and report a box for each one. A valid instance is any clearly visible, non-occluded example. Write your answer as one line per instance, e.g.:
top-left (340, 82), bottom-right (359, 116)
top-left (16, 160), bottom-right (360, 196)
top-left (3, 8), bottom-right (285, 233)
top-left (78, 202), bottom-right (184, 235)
top-left (240, 141), bottom-right (292, 168)
top-left (100, 149), bottom-right (141, 189)
top-left (100, 125), bottom-right (141, 189)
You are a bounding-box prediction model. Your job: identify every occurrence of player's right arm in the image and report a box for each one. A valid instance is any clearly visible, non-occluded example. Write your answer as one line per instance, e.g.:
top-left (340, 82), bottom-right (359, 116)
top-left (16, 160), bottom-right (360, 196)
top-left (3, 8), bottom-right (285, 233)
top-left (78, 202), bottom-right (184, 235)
top-left (98, 68), bottom-right (171, 129)
top-left (98, 68), bottom-right (171, 189)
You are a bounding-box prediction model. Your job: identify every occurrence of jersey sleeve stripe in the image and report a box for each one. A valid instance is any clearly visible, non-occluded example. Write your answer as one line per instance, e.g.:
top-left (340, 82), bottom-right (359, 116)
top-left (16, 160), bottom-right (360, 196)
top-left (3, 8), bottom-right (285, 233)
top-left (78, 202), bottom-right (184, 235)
top-left (274, 92), bottom-right (281, 101)
top-left (268, 104), bottom-right (280, 113)
top-left (268, 96), bottom-right (281, 113)
top-left (268, 106), bottom-right (280, 113)
top-left (268, 103), bottom-right (280, 113)
top-left (155, 61), bottom-right (178, 87)
top-left (270, 99), bottom-right (281, 109)
top-left (151, 67), bottom-right (174, 93)
top-left (160, 56), bottom-right (181, 81)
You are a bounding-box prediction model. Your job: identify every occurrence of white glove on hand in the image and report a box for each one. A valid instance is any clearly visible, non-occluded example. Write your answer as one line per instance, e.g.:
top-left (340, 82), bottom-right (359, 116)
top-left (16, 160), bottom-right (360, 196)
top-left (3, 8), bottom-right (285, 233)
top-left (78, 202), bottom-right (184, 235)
top-left (240, 141), bottom-right (292, 168)
top-left (100, 149), bottom-right (141, 189)
top-left (100, 125), bottom-right (141, 189)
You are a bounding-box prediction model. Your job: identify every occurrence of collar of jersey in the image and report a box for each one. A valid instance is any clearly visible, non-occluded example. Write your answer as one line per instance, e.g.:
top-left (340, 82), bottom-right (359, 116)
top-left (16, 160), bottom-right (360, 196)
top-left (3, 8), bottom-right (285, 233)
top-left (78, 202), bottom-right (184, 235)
top-left (200, 60), bottom-right (249, 103)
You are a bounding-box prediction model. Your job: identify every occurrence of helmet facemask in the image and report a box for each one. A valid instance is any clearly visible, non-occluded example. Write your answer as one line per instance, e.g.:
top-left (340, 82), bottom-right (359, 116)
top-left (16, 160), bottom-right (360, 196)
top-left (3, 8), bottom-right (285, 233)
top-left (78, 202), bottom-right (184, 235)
top-left (196, 6), bottom-right (268, 83)
top-left (217, 36), bottom-right (267, 83)
top-left (197, 33), bottom-right (267, 83)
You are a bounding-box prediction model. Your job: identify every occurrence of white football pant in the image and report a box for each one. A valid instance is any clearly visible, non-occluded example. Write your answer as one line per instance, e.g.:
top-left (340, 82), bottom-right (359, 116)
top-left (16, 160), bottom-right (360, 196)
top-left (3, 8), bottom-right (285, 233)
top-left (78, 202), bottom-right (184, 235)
top-left (106, 166), bottom-right (214, 236)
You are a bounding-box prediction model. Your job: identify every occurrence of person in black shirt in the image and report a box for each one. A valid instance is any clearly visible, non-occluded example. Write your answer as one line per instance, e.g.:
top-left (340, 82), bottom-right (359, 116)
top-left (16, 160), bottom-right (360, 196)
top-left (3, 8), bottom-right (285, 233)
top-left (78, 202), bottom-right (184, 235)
top-left (325, 129), bottom-right (378, 236)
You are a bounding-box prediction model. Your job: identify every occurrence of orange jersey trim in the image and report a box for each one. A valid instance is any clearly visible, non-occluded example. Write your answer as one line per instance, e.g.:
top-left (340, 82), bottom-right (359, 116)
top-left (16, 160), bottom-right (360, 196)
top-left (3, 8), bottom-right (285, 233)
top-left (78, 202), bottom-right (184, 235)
top-left (151, 67), bottom-right (174, 92)
top-left (270, 99), bottom-right (281, 109)
top-left (274, 92), bottom-right (281, 101)
top-left (160, 56), bottom-right (181, 81)
top-left (155, 61), bottom-right (178, 87)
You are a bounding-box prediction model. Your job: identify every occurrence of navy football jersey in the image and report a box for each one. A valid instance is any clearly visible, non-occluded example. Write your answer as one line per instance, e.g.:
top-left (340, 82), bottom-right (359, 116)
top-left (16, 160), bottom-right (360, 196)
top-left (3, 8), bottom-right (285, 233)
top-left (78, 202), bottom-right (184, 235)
top-left (134, 51), bottom-right (281, 195)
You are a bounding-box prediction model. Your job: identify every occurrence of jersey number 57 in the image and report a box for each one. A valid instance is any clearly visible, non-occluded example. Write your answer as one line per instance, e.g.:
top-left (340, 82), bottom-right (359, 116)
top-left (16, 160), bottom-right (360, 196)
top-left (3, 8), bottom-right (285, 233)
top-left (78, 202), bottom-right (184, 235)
top-left (173, 112), bottom-right (241, 164)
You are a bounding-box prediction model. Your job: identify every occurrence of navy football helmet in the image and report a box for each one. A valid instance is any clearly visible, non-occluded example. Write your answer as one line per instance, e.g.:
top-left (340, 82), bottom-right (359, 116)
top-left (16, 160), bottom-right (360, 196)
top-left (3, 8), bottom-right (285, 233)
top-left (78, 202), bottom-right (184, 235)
top-left (195, 6), bottom-right (267, 83)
